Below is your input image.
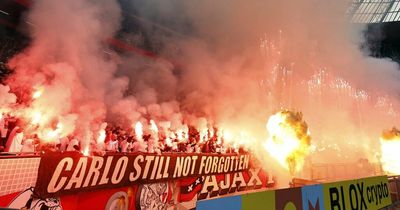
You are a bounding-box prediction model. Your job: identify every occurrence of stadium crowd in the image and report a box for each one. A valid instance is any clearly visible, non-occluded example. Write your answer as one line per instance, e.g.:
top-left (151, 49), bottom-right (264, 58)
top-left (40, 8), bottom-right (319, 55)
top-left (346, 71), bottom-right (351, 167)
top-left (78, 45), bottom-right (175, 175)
top-left (0, 114), bottom-right (243, 155)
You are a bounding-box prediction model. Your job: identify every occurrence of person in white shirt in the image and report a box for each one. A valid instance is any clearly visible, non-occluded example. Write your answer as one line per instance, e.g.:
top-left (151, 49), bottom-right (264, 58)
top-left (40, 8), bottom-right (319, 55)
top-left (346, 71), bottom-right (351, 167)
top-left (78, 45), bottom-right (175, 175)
top-left (120, 138), bottom-right (132, 153)
top-left (58, 136), bottom-right (69, 152)
top-left (8, 128), bottom-right (23, 153)
top-left (0, 116), bottom-right (7, 147)
top-left (132, 140), bottom-right (147, 153)
top-left (21, 138), bottom-right (35, 153)
top-left (106, 138), bottom-right (119, 152)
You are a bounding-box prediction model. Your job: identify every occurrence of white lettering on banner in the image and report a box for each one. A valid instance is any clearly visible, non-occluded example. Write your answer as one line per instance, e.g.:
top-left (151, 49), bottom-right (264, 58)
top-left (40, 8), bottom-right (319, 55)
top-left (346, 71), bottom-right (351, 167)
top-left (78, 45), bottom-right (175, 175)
top-left (65, 157), bottom-right (87, 190)
top-left (142, 156), bottom-right (154, 179)
top-left (327, 176), bottom-right (391, 210)
top-left (247, 168), bottom-right (263, 189)
top-left (163, 157), bottom-right (170, 178)
top-left (230, 172), bottom-right (247, 192)
top-left (47, 157), bottom-right (73, 193)
top-left (83, 156), bottom-right (103, 187)
top-left (99, 156), bottom-right (113, 185)
top-left (111, 156), bottom-right (128, 184)
top-left (198, 168), bottom-right (268, 200)
top-left (190, 156), bottom-right (198, 175)
top-left (200, 175), bottom-right (219, 198)
top-left (42, 154), bottom-right (250, 195)
top-left (129, 155), bottom-right (144, 181)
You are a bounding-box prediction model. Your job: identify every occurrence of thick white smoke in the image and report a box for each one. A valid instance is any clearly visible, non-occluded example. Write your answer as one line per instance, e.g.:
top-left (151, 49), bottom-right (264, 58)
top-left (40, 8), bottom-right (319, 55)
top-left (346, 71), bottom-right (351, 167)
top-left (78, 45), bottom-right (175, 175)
top-left (124, 0), bottom-right (400, 178)
top-left (3, 0), bottom-right (400, 183)
top-left (7, 0), bottom-right (124, 147)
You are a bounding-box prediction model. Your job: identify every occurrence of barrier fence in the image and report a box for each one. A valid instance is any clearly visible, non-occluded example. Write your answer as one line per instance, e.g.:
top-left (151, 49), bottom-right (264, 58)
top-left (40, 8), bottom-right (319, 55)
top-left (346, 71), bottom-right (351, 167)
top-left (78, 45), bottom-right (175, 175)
top-left (197, 175), bottom-right (394, 210)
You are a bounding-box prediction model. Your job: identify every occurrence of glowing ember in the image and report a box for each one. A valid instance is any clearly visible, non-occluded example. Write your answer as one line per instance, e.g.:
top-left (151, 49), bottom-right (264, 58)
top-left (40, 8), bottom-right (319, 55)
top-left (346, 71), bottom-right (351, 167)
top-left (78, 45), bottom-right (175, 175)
top-left (380, 127), bottom-right (400, 175)
top-left (264, 110), bottom-right (311, 175)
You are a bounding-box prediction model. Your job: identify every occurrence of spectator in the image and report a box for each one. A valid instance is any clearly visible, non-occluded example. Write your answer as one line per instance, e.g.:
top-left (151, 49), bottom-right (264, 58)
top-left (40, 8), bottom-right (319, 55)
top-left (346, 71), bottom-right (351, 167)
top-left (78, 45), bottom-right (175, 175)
top-left (21, 137), bottom-right (35, 153)
top-left (66, 137), bottom-right (80, 152)
top-left (106, 134), bottom-right (118, 152)
top-left (58, 136), bottom-right (70, 152)
top-left (5, 127), bottom-right (23, 153)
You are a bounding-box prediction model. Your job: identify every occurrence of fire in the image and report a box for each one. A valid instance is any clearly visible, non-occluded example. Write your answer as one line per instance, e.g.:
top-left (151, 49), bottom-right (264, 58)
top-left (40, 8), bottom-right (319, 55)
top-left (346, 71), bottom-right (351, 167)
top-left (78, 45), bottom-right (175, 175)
top-left (39, 122), bottom-right (63, 143)
top-left (135, 121), bottom-right (143, 141)
top-left (264, 110), bottom-right (311, 175)
top-left (380, 127), bottom-right (400, 175)
top-left (176, 125), bottom-right (188, 142)
top-left (32, 90), bottom-right (43, 99)
top-left (97, 131), bottom-right (106, 144)
top-left (82, 146), bottom-right (90, 156)
top-left (150, 120), bottom-right (158, 133)
top-left (46, 129), bottom-right (59, 139)
top-left (31, 111), bottom-right (42, 125)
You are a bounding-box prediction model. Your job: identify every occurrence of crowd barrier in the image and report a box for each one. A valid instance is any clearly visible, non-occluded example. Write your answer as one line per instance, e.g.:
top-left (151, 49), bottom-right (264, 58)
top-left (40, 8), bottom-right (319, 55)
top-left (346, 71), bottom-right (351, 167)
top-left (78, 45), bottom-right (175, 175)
top-left (197, 175), bottom-right (393, 210)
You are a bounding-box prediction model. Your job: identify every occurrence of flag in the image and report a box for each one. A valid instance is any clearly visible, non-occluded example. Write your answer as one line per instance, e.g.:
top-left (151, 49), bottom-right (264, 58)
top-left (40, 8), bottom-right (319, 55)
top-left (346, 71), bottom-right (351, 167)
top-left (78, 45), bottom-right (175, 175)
top-left (179, 177), bottom-right (204, 202)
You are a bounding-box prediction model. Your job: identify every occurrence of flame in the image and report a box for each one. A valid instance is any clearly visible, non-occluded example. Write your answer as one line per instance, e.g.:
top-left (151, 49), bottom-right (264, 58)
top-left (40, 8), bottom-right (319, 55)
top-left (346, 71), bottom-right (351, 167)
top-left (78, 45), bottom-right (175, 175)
top-left (31, 111), bottom-right (42, 125)
top-left (165, 136), bottom-right (172, 147)
top-left (97, 129), bottom-right (106, 144)
top-left (264, 110), bottom-right (311, 175)
top-left (39, 122), bottom-right (63, 143)
top-left (150, 120), bottom-right (158, 133)
top-left (176, 125), bottom-right (188, 142)
top-left (135, 121), bottom-right (143, 141)
top-left (82, 146), bottom-right (90, 156)
top-left (380, 127), bottom-right (400, 174)
top-left (199, 128), bottom-right (208, 143)
top-left (32, 90), bottom-right (43, 99)
top-left (222, 130), bottom-right (233, 143)
top-left (46, 129), bottom-right (58, 139)
top-left (176, 130), bottom-right (184, 142)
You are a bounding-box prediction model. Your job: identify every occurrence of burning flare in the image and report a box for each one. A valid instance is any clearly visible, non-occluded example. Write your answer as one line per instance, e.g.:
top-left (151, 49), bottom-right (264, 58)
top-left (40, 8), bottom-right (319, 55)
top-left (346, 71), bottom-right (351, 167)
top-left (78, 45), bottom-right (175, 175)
top-left (264, 110), bottom-right (311, 175)
top-left (32, 88), bottom-right (43, 99)
top-left (380, 127), bottom-right (400, 175)
top-left (135, 121), bottom-right (143, 142)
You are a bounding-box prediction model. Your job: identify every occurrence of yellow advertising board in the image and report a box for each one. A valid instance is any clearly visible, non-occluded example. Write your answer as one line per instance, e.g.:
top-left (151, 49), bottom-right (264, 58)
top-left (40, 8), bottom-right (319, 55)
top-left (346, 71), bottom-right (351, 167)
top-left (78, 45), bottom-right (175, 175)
top-left (323, 176), bottom-right (391, 210)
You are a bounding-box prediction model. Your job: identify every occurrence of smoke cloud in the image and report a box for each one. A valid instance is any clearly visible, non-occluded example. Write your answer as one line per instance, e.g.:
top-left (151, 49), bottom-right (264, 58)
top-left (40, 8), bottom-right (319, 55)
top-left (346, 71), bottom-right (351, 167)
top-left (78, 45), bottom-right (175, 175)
top-left (123, 0), bottom-right (400, 176)
top-left (3, 0), bottom-right (400, 182)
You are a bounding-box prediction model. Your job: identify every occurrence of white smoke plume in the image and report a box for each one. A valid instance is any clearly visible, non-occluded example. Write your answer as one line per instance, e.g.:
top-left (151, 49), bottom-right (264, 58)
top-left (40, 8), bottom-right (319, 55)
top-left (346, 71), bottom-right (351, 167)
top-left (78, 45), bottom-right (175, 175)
top-left (123, 0), bottom-right (400, 179)
top-left (3, 0), bottom-right (400, 184)
top-left (6, 0), bottom-right (123, 148)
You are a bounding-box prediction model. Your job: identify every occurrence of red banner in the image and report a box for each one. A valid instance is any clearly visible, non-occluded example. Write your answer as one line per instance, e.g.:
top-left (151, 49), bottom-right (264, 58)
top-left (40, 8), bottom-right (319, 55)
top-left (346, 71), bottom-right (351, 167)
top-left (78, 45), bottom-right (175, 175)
top-left (34, 152), bottom-right (250, 197)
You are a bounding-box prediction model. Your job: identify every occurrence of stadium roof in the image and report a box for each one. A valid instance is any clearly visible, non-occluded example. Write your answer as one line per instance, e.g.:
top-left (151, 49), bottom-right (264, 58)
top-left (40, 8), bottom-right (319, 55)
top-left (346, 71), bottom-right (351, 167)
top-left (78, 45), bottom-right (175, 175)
top-left (350, 0), bottom-right (400, 23)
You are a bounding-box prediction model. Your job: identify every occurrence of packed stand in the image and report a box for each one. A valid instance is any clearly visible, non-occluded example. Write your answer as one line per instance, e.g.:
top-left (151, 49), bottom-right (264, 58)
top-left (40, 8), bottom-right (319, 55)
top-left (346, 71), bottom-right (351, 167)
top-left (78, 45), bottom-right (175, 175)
top-left (0, 114), bottom-right (245, 155)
